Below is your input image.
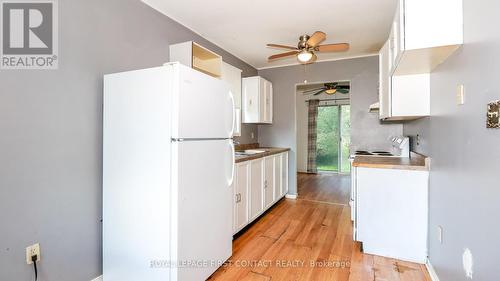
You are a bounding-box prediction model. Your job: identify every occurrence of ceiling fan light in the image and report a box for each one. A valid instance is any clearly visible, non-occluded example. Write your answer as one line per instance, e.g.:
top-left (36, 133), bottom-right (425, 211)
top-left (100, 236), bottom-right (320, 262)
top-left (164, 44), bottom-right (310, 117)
top-left (325, 89), bottom-right (337, 95)
top-left (297, 50), bottom-right (313, 63)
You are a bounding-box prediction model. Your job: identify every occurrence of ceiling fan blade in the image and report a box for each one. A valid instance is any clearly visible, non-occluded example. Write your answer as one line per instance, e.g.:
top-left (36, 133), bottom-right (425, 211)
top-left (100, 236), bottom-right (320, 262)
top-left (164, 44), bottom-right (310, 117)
top-left (315, 43), bottom-right (350, 52)
top-left (337, 89), bottom-right (349, 94)
top-left (268, 51), bottom-right (299, 61)
top-left (267, 44), bottom-right (298, 50)
top-left (307, 31), bottom-right (326, 47)
top-left (302, 87), bottom-right (325, 94)
top-left (313, 89), bottom-right (327, 96)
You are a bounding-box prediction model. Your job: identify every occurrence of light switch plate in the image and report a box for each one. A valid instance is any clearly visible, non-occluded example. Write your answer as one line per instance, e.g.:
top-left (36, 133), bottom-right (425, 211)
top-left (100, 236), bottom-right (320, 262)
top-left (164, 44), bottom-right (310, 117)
top-left (437, 225), bottom-right (443, 244)
top-left (26, 243), bottom-right (41, 264)
top-left (457, 85), bottom-right (465, 105)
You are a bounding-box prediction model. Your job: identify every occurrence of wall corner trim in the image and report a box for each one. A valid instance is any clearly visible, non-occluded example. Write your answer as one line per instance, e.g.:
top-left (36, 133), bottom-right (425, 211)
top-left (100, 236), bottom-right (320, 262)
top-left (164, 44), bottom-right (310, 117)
top-left (426, 259), bottom-right (441, 281)
top-left (90, 276), bottom-right (103, 281)
top-left (285, 194), bottom-right (298, 200)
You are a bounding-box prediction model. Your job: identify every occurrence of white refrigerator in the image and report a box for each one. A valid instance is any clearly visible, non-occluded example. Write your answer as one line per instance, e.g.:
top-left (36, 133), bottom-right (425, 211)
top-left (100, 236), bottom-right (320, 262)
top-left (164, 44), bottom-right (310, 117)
top-left (103, 62), bottom-right (235, 281)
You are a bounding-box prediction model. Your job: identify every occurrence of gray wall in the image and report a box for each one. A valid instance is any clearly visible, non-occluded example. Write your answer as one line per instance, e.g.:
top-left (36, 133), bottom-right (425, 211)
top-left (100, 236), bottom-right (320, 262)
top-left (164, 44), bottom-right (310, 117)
top-left (0, 1), bottom-right (256, 280)
top-left (258, 56), bottom-right (402, 194)
top-left (403, 0), bottom-right (500, 279)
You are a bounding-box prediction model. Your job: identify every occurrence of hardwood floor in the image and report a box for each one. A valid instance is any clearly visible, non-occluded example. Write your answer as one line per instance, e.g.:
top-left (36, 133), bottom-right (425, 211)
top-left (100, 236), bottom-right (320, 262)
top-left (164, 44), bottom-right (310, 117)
top-left (297, 173), bottom-right (351, 205)
top-left (210, 173), bottom-right (431, 281)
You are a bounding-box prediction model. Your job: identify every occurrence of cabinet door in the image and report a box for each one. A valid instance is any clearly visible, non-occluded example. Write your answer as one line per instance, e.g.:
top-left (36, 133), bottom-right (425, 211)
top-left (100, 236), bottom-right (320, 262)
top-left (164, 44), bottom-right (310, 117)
top-left (281, 152), bottom-right (288, 197)
top-left (249, 159), bottom-right (264, 220)
top-left (263, 80), bottom-right (273, 124)
top-left (392, 0), bottom-right (404, 68)
top-left (221, 62), bottom-right (242, 108)
top-left (391, 74), bottom-right (430, 117)
top-left (233, 108), bottom-right (241, 137)
top-left (234, 162), bottom-right (249, 233)
top-left (274, 154), bottom-right (282, 202)
top-left (379, 40), bottom-right (391, 119)
top-left (258, 78), bottom-right (266, 123)
top-left (263, 157), bottom-right (274, 209)
top-left (242, 77), bottom-right (260, 123)
top-left (221, 62), bottom-right (242, 136)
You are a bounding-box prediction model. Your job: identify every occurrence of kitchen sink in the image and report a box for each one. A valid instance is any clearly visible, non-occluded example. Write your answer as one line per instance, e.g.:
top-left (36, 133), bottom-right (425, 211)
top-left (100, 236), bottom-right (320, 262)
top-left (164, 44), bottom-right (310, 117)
top-left (235, 149), bottom-right (266, 156)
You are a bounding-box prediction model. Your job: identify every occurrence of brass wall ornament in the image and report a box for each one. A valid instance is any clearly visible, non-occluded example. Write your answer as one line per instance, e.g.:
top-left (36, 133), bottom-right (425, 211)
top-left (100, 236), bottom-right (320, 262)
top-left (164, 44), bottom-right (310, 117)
top-left (487, 101), bottom-right (500, 128)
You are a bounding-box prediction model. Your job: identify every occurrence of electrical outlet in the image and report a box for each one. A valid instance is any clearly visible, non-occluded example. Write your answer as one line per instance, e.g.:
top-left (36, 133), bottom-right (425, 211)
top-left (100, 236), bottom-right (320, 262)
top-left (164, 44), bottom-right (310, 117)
top-left (457, 84), bottom-right (465, 105)
top-left (437, 226), bottom-right (443, 244)
top-left (26, 243), bottom-right (41, 264)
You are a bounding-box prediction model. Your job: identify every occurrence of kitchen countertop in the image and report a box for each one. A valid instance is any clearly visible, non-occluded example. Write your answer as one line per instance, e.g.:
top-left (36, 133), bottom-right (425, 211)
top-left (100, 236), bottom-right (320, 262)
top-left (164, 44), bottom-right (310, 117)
top-left (352, 152), bottom-right (430, 171)
top-left (235, 147), bottom-right (290, 163)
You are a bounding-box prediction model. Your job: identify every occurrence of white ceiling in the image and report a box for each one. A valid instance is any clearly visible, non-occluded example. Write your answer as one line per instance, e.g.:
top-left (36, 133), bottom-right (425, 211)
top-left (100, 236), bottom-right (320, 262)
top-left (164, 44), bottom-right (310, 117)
top-left (143, 0), bottom-right (397, 69)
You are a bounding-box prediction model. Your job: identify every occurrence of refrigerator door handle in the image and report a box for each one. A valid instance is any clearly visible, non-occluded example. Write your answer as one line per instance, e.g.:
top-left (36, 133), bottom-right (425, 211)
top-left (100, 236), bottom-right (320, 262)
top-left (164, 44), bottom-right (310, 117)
top-left (229, 91), bottom-right (235, 137)
top-left (228, 140), bottom-right (235, 186)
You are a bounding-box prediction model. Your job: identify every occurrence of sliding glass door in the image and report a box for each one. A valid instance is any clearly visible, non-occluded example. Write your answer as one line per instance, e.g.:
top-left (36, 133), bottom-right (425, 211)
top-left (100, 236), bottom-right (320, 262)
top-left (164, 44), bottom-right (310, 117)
top-left (316, 104), bottom-right (351, 173)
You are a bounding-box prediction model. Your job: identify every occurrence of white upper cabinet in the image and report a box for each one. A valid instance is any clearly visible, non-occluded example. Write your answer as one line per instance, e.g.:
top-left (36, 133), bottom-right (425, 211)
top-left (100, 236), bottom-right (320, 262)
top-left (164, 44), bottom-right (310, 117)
top-left (379, 0), bottom-right (462, 121)
top-left (379, 40), bottom-right (392, 119)
top-left (169, 41), bottom-right (222, 78)
top-left (391, 0), bottom-right (463, 75)
top-left (221, 62), bottom-right (242, 136)
top-left (242, 76), bottom-right (273, 124)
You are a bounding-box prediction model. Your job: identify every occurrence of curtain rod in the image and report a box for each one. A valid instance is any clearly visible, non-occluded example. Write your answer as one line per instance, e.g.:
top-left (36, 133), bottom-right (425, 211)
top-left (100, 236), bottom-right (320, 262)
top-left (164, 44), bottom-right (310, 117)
top-left (305, 98), bottom-right (350, 103)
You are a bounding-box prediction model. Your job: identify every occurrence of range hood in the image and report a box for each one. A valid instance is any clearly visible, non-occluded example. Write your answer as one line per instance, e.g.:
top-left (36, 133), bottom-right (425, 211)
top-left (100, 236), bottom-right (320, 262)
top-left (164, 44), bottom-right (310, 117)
top-left (369, 102), bottom-right (380, 113)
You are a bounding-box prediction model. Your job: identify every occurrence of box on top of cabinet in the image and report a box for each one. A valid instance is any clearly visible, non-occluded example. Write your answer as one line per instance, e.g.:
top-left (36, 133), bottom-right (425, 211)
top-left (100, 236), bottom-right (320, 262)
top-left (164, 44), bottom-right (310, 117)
top-left (169, 41), bottom-right (222, 78)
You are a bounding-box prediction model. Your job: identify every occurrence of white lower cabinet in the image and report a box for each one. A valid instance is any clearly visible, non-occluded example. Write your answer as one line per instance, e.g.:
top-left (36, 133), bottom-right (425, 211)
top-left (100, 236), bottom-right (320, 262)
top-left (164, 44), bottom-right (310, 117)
top-left (233, 162), bottom-right (249, 233)
top-left (274, 154), bottom-right (281, 202)
top-left (263, 156), bottom-right (274, 209)
top-left (355, 167), bottom-right (429, 263)
top-left (280, 152), bottom-right (288, 197)
top-left (233, 151), bottom-right (288, 234)
top-left (249, 159), bottom-right (264, 222)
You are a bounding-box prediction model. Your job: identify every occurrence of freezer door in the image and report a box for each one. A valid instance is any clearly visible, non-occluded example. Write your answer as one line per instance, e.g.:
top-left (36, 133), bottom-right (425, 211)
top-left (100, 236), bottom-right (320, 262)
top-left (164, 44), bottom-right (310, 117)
top-left (171, 139), bottom-right (234, 281)
top-left (171, 64), bottom-right (235, 139)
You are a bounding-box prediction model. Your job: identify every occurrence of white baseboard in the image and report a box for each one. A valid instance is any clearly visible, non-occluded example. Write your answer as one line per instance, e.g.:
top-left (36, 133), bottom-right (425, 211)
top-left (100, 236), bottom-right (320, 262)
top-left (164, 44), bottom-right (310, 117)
top-left (285, 194), bottom-right (297, 199)
top-left (91, 276), bottom-right (103, 281)
top-left (426, 259), bottom-right (440, 281)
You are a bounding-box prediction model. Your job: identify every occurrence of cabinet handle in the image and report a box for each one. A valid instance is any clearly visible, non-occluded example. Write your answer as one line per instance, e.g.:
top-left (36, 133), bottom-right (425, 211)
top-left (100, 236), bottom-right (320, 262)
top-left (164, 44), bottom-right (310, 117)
top-left (264, 180), bottom-right (268, 188)
top-left (236, 193), bottom-right (242, 203)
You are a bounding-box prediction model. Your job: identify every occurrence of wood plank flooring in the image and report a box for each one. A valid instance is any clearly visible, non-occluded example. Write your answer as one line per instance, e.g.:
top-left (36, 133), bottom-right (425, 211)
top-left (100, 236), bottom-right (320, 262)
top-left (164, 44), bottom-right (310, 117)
top-left (210, 173), bottom-right (431, 281)
top-left (297, 173), bottom-right (351, 205)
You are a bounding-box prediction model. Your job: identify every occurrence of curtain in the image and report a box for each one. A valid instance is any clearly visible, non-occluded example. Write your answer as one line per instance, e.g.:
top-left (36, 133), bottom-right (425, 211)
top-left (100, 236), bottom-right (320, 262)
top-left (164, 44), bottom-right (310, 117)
top-left (307, 99), bottom-right (320, 173)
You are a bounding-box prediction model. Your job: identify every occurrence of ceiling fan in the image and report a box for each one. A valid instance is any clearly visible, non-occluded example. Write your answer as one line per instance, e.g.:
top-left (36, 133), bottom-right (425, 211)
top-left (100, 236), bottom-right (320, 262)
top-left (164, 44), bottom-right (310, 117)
top-left (267, 31), bottom-right (349, 64)
top-left (302, 82), bottom-right (350, 96)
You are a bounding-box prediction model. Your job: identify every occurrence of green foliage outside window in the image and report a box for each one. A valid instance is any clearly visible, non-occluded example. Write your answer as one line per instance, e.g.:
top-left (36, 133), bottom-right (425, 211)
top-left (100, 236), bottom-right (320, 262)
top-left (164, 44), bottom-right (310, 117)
top-left (316, 105), bottom-right (350, 172)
